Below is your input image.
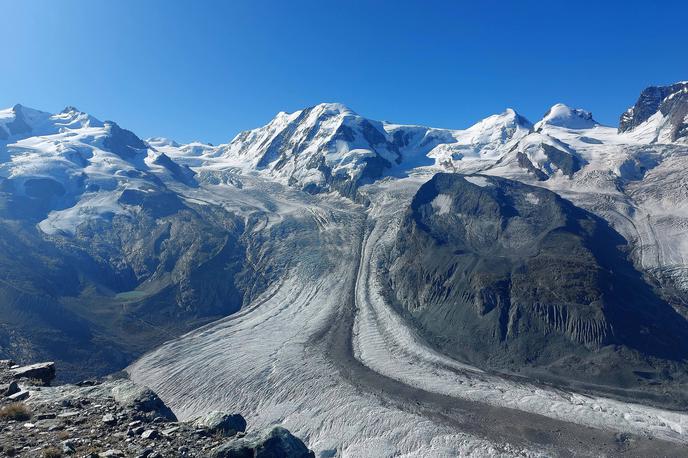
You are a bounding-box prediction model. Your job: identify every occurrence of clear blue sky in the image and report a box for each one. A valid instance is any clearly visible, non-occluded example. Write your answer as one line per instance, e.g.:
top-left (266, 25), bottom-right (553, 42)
top-left (2, 0), bottom-right (687, 144)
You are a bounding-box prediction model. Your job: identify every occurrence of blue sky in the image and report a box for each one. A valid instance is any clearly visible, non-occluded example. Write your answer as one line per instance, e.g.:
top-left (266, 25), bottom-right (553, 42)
top-left (2, 0), bottom-right (687, 144)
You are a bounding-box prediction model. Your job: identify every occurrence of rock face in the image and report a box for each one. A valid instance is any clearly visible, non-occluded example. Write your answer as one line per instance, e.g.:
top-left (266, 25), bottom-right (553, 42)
top-left (488, 131), bottom-right (585, 181)
top-left (619, 82), bottom-right (688, 142)
top-left (382, 173), bottom-right (688, 393)
top-left (210, 426), bottom-right (315, 458)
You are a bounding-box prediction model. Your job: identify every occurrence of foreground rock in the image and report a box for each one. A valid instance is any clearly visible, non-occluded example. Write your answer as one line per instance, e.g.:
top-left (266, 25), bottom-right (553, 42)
top-left (10, 362), bottom-right (56, 386)
top-left (193, 411), bottom-right (247, 437)
top-left (210, 426), bottom-right (315, 458)
top-left (111, 381), bottom-right (177, 421)
top-left (0, 362), bottom-right (314, 457)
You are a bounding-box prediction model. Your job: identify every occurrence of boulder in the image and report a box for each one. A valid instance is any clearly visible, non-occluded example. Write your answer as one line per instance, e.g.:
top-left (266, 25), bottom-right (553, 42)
top-left (99, 450), bottom-right (124, 458)
top-left (111, 381), bottom-right (176, 421)
top-left (62, 439), bottom-right (77, 454)
top-left (210, 426), bottom-right (315, 458)
top-left (1, 380), bottom-right (20, 397)
top-left (11, 362), bottom-right (55, 386)
top-left (141, 429), bottom-right (160, 440)
top-left (194, 411), bottom-right (247, 437)
top-left (161, 425), bottom-right (180, 436)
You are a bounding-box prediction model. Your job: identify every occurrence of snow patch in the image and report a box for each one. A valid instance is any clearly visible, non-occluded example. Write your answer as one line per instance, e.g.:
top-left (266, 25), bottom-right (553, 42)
top-left (525, 193), bottom-right (540, 205)
top-left (431, 194), bottom-right (452, 215)
top-left (464, 175), bottom-right (492, 187)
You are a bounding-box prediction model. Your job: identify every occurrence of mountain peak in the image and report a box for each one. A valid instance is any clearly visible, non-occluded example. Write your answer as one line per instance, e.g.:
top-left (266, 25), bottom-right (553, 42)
top-left (61, 105), bottom-right (79, 113)
top-left (536, 103), bottom-right (597, 130)
top-left (308, 102), bottom-right (357, 117)
top-left (488, 108), bottom-right (532, 128)
top-left (52, 106), bottom-right (103, 130)
top-left (0, 104), bottom-right (52, 138)
top-left (619, 82), bottom-right (688, 142)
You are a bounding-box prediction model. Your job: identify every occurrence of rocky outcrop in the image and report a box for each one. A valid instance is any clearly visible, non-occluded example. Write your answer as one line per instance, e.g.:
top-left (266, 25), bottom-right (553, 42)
top-left (382, 173), bottom-right (688, 391)
top-left (619, 82), bottom-right (688, 142)
top-left (11, 362), bottom-right (55, 386)
top-left (111, 381), bottom-right (176, 422)
top-left (0, 361), bottom-right (314, 457)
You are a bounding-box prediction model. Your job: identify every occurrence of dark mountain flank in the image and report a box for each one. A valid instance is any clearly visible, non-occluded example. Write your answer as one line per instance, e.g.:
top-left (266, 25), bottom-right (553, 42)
top-left (382, 173), bottom-right (688, 406)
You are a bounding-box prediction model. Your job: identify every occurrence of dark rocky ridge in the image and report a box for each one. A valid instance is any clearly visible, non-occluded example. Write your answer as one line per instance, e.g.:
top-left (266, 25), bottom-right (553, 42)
top-left (381, 173), bottom-right (688, 406)
top-left (0, 189), bottom-right (274, 382)
top-left (619, 82), bottom-right (688, 141)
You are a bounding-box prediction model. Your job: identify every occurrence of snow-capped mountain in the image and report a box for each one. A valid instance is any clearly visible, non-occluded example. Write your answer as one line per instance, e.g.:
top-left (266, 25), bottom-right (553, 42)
top-left (210, 103), bottom-right (402, 197)
top-left (0, 104), bottom-right (102, 140)
top-left (534, 103), bottom-right (598, 130)
top-left (154, 104), bottom-right (533, 198)
top-left (4, 85), bottom-right (687, 234)
top-left (385, 107), bottom-right (532, 172)
top-left (0, 105), bottom-right (198, 235)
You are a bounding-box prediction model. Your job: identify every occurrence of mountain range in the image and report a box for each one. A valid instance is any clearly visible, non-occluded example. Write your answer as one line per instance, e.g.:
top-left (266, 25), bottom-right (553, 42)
top-left (2, 82), bottom-right (688, 456)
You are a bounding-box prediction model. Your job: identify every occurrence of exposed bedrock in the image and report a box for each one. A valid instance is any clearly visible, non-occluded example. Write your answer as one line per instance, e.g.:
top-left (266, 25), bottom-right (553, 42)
top-left (381, 173), bottom-right (688, 402)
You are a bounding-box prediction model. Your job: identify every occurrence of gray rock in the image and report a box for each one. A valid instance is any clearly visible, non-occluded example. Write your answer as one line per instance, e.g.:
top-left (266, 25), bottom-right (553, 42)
top-left (141, 429), bottom-right (160, 440)
top-left (62, 439), bottom-right (77, 454)
top-left (161, 425), bottom-right (180, 436)
top-left (99, 450), bottom-right (124, 458)
top-left (210, 426), bottom-right (314, 458)
top-left (10, 362), bottom-right (55, 386)
top-left (619, 82), bottom-right (688, 141)
top-left (135, 449), bottom-right (154, 458)
top-left (194, 411), bottom-right (247, 437)
top-left (111, 381), bottom-right (176, 421)
top-left (2, 380), bottom-right (20, 397)
top-left (102, 413), bottom-right (116, 425)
